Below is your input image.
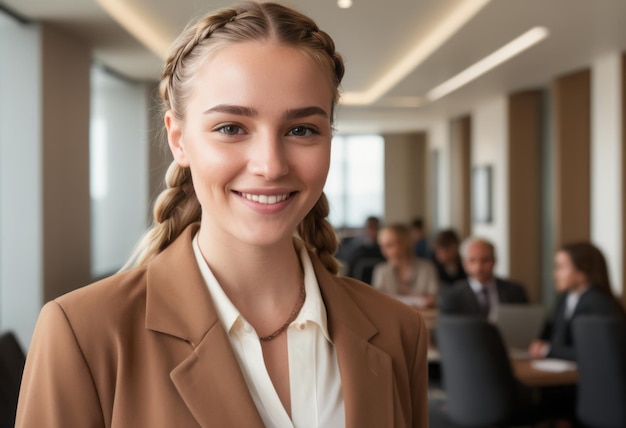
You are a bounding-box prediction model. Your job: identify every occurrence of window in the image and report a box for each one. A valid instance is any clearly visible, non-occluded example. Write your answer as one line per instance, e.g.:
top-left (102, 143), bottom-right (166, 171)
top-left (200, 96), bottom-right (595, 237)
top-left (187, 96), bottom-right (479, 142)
top-left (90, 67), bottom-right (149, 277)
top-left (325, 135), bottom-right (384, 228)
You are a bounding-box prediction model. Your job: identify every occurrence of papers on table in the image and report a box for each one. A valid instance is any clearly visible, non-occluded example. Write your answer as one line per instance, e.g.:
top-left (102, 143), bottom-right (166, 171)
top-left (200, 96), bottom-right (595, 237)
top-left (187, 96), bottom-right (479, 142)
top-left (531, 358), bottom-right (577, 372)
top-left (393, 295), bottom-right (427, 308)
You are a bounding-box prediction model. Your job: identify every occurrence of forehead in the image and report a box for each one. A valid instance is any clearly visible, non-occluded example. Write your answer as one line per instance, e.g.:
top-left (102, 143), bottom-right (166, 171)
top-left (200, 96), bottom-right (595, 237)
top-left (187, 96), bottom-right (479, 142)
top-left (187, 40), bottom-right (334, 113)
top-left (466, 242), bottom-right (493, 257)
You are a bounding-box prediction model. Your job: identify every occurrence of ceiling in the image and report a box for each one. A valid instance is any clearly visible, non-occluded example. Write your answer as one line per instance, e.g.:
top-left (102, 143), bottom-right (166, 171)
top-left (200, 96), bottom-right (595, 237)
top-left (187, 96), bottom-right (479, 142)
top-left (2, 0), bottom-right (626, 134)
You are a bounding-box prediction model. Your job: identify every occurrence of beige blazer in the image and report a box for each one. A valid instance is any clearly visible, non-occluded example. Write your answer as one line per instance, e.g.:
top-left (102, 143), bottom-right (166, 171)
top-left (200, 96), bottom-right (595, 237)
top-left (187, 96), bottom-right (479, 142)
top-left (16, 224), bottom-right (428, 427)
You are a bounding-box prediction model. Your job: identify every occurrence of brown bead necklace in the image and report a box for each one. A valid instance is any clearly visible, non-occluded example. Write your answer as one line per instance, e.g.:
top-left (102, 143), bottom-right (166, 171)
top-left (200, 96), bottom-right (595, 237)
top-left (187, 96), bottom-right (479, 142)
top-left (259, 280), bottom-right (306, 342)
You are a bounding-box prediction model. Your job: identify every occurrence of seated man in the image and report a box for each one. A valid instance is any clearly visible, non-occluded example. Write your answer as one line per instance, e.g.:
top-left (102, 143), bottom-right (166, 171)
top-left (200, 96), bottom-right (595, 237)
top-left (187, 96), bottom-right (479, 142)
top-left (341, 216), bottom-right (384, 284)
top-left (430, 228), bottom-right (466, 287)
top-left (439, 236), bottom-right (528, 320)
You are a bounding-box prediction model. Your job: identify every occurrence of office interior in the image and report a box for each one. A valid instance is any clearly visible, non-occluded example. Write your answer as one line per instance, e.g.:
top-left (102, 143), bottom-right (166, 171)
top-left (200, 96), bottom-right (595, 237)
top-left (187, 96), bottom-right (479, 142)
top-left (1, 0), bottom-right (626, 425)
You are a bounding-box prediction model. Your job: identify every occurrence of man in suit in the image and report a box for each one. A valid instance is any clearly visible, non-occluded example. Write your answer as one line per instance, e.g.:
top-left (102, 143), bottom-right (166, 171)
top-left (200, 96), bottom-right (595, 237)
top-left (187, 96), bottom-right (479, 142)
top-left (439, 237), bottom-right (528, 320)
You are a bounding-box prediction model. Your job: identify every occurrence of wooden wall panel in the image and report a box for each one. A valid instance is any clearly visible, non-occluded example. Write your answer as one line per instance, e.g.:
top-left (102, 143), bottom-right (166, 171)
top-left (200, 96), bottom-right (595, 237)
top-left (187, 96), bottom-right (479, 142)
top-left (449, 116), bottom-right (471, 239)
top-left (553, 69), bottom-right (591, 247)
top-left (508, 90), bottom-right (543, 302)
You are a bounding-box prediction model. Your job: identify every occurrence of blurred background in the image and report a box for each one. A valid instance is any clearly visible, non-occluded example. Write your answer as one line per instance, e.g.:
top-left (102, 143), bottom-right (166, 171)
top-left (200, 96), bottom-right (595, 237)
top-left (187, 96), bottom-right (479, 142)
top-left (1, 0), bottom-right (625, 349)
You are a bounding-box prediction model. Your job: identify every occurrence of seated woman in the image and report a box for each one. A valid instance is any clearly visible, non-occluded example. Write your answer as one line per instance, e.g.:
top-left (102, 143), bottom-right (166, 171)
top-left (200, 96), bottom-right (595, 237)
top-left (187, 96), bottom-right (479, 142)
top-left (529, 242), bottom-right (625, 361)
top-left (372, 223), bottom-right (439, 308)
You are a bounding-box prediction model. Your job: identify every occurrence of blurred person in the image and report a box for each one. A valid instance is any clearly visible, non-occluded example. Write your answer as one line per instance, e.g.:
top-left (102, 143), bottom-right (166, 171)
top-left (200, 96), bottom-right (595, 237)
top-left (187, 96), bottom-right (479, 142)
top-left (430, 228), bottom-right (467, 286)
top-left (529, 242), bottom-right (625, 361)
top-left (343, 216), bottom-right (384, 283)
top-left (439, 237), bottom-right (528, 320)
top-left (372, 223), bottom-right (439, 308)
top-left (410, 217), bottom-right (429, 258)
top-left (16, 3), bottom-right (429, 426)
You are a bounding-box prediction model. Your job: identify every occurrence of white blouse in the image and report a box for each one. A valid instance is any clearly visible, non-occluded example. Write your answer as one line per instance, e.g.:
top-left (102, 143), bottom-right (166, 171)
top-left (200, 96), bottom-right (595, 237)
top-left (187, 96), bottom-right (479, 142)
top-left (192, 235), bottom-right (345, 428)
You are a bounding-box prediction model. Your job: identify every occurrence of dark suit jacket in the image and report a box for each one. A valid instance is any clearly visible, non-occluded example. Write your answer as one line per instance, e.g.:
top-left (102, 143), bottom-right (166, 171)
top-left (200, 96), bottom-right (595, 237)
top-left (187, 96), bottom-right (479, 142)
top-left (430, 255), bottom-right (466, 287)
top-left (439, 277), bottom-right (528, 317)
top-left (540, 287), bottom-right (624, 361)
top-left (16, 223), bottom-right (429, 427)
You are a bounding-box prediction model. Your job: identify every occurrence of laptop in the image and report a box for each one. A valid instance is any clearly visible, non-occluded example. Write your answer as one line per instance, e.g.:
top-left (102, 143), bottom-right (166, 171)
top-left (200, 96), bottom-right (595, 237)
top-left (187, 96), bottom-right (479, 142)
top-left (494, 304), bottom-right (546, 351)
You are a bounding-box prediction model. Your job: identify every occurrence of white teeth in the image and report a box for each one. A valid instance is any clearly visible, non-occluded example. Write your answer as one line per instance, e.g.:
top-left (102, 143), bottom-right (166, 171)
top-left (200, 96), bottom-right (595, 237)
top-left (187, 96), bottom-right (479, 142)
top-left (240, 192), bottom-right (290, 204)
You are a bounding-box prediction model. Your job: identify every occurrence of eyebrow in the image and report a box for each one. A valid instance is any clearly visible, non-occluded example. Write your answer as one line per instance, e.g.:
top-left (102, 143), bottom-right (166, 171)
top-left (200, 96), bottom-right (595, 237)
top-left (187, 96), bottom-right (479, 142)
top-left (203, 104), bottom-right (328, 120)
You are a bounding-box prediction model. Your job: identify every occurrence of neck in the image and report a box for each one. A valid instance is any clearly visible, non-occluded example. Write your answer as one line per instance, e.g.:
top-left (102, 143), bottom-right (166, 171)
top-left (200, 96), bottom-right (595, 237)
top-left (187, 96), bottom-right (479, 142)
top-left (196, 226), bottom-right (303, 310)
top-left (571, 283), bottom-right (590, 295)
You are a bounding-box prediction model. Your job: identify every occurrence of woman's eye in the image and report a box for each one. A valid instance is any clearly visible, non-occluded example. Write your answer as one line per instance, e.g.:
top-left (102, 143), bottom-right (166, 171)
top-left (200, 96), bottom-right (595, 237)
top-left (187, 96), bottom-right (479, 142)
top-left (216, 124), bottom-right (244, 135)
top-left (288, 126), bottom-right (317, 137)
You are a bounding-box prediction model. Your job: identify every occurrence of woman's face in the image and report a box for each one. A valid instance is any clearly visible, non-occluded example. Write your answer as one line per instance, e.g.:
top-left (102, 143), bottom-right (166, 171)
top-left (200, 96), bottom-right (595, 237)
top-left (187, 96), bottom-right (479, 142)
top-left (166, 41), bottom-right (334, 248)
top-left (378, 229), bottom-right (406, 264)
top-left (553, 250), bottom-right (585, 293)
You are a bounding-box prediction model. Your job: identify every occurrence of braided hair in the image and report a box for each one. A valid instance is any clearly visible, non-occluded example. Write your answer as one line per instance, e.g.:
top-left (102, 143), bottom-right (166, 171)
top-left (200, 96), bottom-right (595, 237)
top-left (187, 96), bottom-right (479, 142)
top-left (124, 2), bottom-right (344, 273)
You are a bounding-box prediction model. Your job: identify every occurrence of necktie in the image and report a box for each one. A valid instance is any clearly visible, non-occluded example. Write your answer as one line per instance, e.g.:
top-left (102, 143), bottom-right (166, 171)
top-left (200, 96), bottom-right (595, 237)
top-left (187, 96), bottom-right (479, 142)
top-left (480, 287), bottom-right (490, 319)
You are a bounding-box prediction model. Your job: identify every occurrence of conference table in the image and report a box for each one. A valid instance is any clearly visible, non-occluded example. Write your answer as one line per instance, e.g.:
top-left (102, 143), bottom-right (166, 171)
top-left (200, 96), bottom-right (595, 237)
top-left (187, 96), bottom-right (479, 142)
top-left (420, 308), bottom-right (579, 388)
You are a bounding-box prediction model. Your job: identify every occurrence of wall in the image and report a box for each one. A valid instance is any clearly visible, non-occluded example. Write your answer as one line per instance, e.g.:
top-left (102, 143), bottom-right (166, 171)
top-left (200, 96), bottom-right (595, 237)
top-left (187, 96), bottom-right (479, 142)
top-left (383, 132), bottom-right (426, 223)
top-left (42, 25), bottom-right (92, 302)
top-left (91, 67), bottom-right (150, 277)
top-left (471, 96), bottom-right (509, 276)
top-left (591, 53), bottom-right (623, 296)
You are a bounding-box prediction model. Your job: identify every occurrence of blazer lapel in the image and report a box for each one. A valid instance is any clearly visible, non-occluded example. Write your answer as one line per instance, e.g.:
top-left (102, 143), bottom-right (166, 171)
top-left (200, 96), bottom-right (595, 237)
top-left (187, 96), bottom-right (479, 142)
top-left (312, 253), bottom-right (397, 428)
top-left (145, 224), bottom-right (264, 427)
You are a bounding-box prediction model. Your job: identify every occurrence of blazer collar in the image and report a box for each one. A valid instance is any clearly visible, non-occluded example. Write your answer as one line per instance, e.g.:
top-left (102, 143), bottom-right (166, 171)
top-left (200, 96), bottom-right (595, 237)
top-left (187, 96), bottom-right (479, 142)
top-left (311, 253), bottom-right (398, 427)
top-left (145, 224), bottom-right (396, 427)
top-left (145, 223), bottom-right (265, 427)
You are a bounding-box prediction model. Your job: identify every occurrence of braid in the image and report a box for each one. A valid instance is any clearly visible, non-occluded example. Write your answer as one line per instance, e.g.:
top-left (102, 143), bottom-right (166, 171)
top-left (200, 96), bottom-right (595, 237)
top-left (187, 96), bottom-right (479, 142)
top-left (125, 2), bottom-right (346, 270)
top-left (298, 193), bottom-right (340, 274)
top-left (122, 161), bottom-right (201, 269)
top-left (160, 7), bottom-right (243, 116)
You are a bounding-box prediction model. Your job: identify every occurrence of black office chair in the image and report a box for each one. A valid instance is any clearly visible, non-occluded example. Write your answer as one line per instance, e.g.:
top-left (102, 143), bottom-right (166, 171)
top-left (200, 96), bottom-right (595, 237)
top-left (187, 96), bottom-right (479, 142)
top-left (434, 316), bottom-right (535, 427)
top-left (351, 256), bottom-right (384, 285)
top-left (572, 315), bottom-right (626, 428)
top-left (0, 331), bottom-right (26, 428)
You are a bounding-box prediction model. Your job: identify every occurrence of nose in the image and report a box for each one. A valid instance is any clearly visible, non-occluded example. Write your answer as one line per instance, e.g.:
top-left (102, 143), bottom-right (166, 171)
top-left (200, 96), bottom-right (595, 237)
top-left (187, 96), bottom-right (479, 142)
top-left (247, 134), bottom-right (289, 180)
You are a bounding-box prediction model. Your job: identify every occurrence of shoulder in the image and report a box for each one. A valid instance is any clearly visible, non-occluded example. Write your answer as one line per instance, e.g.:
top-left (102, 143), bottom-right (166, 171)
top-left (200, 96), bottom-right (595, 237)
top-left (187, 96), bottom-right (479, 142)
top-left (51, 267), bottom-right (149, 338)
top-left (495, 277), bottom-right (523, 289)
top-left (579, 288), bottom-right (623, 314)
top-left (448, 279), bottom-right (471, 294)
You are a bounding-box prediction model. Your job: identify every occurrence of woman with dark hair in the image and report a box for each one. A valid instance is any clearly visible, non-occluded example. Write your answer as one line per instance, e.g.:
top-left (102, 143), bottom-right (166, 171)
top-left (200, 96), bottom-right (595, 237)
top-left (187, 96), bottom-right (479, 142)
top-left (528, 242), bottom-right (625, 361)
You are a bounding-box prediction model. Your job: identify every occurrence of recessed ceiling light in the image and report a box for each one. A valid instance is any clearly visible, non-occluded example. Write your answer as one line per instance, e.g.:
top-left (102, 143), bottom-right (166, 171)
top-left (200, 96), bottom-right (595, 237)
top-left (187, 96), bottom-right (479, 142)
top-left (338, 0), bottom-right (353, 9)
top-left (425, 26), bottom-right (549, 102)
top-left (340, 0), bottom-right (491, 106)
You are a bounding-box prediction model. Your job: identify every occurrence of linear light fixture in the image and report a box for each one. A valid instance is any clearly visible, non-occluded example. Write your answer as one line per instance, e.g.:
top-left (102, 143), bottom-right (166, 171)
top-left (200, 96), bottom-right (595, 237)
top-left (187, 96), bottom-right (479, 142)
top-left (426, 26), bottom-right (549, 102)
top-left (341, 0), bottom-right (491, 106)
top-left (97, 0), bottom-right (171, 60)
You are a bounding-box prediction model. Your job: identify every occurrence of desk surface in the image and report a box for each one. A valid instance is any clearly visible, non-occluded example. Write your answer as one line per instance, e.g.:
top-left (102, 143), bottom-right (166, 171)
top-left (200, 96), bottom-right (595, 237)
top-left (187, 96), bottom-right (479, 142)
top-left (512, 359), bottom-right (578, 387)
top-left (428, 348), bottom-right (578, 388)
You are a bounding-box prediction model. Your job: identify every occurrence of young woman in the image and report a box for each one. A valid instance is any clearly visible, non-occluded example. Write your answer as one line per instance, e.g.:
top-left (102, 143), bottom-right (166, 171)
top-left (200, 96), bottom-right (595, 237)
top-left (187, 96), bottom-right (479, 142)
top-left (16, 3), bottom-right (428, 427)
top-left (528, 242), bottom-right (625, 361)
top-left (372, 223), bottom-right (439, 309)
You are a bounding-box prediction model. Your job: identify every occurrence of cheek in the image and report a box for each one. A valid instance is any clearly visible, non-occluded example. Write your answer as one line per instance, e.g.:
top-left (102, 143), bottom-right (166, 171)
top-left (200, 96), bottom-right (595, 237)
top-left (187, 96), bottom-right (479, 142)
top-left (294, 146), bottom-right (330, 188)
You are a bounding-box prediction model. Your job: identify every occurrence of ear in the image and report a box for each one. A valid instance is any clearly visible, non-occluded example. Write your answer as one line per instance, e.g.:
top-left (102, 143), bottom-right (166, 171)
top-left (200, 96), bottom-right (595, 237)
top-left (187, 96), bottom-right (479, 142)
top-left (164, 110), bottom-right (190, 167)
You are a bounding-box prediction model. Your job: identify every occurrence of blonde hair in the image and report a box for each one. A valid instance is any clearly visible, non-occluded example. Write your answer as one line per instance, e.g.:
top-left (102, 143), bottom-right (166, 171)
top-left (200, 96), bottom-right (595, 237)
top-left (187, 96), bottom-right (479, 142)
top-left (124, 2), bottom-right (344, 273)
top-left (380, 223), bottom-right (413, 259)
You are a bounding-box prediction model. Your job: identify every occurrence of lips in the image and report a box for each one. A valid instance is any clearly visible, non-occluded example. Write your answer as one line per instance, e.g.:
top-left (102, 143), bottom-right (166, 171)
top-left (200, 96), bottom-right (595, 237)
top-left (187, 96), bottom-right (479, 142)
top-left (237, 191), bottom-right (294, 204)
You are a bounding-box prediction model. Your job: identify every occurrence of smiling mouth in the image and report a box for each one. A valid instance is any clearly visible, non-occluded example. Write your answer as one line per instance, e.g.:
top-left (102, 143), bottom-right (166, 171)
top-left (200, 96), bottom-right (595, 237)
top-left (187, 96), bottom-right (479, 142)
top-left (236, 191), bottom-right (295, 204)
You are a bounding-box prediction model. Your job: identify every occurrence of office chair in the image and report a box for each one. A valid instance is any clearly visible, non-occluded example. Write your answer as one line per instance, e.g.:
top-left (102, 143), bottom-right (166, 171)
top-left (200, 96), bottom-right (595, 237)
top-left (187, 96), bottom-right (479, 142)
top-left (351, 256), bottom-right (384, 285)
top-left (435, 316), bottom-right (535, 427)
top-left (0, 331), bottom-right (26, 428)
top-left (573, 315), bottom-right (626, 428)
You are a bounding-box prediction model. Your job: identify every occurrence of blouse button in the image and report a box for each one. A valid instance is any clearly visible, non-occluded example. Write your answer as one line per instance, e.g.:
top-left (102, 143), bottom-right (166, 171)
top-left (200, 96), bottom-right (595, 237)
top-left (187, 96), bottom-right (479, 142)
top-left (297, 322), bottom-right (306, 330)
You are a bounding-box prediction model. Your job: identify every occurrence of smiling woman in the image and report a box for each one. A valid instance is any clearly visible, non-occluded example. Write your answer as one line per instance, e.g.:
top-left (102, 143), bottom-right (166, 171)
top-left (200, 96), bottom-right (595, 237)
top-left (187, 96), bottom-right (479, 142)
top-left (16, 2), bottom-right (429, 427)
